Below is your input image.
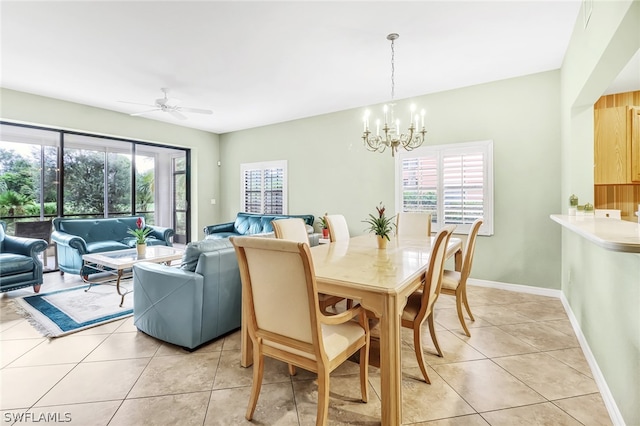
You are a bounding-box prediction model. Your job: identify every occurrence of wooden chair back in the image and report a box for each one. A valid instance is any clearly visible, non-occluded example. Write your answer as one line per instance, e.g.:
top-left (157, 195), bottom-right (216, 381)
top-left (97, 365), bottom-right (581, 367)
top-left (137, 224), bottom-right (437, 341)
top-left (396, 212), bottom-right (432, 237)
top-left (324, 214), bottom-right (350, 242)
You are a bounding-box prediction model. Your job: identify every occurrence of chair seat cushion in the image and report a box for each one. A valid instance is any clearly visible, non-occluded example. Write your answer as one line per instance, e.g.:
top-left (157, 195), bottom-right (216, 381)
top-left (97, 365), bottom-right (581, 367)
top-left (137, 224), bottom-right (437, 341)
top-left (441, 270), bottom-right (461, 291)
top-left (0, 253), bottom-right (34, 275)
top-left (86, 240), bottom-right (130, 253)
top-left (204, 232), bottom-right (238, 240)
top-left (401, 291), bottom-right (423, 322)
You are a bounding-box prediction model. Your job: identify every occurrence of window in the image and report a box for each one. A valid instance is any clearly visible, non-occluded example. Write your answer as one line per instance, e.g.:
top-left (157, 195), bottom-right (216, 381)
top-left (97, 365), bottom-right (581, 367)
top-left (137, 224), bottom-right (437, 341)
top-left (395, 140), bottom-right (493, 235)
top-left (0, 122), bottom-right (190, 241)
top-left (241, 160), bottom-right (287, 214)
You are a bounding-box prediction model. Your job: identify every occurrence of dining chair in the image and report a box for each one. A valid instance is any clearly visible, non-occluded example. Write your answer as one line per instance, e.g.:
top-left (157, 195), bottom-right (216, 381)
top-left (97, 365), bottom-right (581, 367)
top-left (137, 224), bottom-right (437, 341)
top-left (440, 218), bottom-right (483, 337)
top-left (272, 218), bottom-right (347, 313)
top-left (396, 212), bottom-right (432, 237)
top-left (271, 218), bottom-right (310, 243)
top-left (324, 214), bottom-right (349, 242)
top-left (231, 236), bottom-right (370, 425)
top-left (400, 224), bottom-right (455, 384)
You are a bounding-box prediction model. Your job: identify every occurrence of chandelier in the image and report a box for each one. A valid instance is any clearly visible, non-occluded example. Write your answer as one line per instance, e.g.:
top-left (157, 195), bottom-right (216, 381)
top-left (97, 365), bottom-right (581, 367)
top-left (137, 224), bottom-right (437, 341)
top-left (362, 33), bottom-right (427, 157)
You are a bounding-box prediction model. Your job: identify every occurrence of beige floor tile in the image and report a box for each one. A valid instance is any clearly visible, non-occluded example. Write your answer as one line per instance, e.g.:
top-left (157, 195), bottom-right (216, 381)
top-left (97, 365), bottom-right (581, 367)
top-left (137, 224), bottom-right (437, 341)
top-left (509, 300), bottom-right (568, 321)
top-left (293, 375), bottom-right (381, 425)
top-left (459, 326), bottom-right (537, 358)
top-left (541, 318), bottom-right (576, 336)
top-left (1, 273), bottom-right (617, 425)
top-left (18, 401), bottom-right (121, 425)
top-left (432, 359), bottom-right (545, 412)
top-left (83, 331), bottom-right (161, 361)
top-left (553, 393), bottom-right (613, 426)
top-left (0, 364), bottom-right (75, 410)
top-left (1, 338), bottom-right (45, 368)
top-left (402, 329), bottom-right (487, 366)
top-left (35, 358), bottom-right (150, 406)
top-left (400, 366), bottom-right (476, 423)
top-left (212, 350), bottom-right (291, 389)
top-left (469, 305), bottom-right (536, 326)
top-left (433, 307), bottom-right (492, 332)
top-left (110, 392), bottom-right (210, 426)
top-left (546, 347), bottom-right (593, 378)
top-left (221, 329), bottom-right (242, 351)
top-left (498, 322), bottom-right (579, 351)
top-left (0, 320), bottom-right (45, 341)
top-left (411, 414), bottom-right (490, 426)
top-left (8, 334), bottom-right (108, 367)
top-left (113, 315), bottom-right (138, 333)
top-left (480, 402), bottom-right (584, 425)
top-left (493, 352), bottom-right (598, 400)
top-left (128, 352), bottom-right (221, 398)
top-left (205, 383), bottom-right (299, 425)
top-left (72, 317), bottom-right (127, 336)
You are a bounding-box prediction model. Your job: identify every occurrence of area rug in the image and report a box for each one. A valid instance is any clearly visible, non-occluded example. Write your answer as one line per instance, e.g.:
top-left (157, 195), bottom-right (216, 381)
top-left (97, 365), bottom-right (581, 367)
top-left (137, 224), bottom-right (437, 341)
top-left (12, 283), bottom-right (133, 337)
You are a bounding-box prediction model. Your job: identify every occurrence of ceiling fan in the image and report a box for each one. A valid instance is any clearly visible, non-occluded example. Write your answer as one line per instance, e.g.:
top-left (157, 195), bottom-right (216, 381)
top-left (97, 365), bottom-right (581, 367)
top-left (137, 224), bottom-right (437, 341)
top-left (119, 88), bottom-right (213, 120)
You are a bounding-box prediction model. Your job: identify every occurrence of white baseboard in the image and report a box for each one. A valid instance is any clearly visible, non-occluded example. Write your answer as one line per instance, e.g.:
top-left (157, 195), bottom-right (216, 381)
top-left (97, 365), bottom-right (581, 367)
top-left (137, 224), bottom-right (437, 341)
top-left (467, 279), bottom-right (624, 425)
top-left (467, 278), bottom-right (562, 298)
top-left (559, 293), bottom-right (626, 426)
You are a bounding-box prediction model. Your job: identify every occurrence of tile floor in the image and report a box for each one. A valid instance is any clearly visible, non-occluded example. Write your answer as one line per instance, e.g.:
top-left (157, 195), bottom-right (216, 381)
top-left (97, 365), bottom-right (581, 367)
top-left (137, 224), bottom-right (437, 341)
top-left (1, 272), bottom-right (613, 425)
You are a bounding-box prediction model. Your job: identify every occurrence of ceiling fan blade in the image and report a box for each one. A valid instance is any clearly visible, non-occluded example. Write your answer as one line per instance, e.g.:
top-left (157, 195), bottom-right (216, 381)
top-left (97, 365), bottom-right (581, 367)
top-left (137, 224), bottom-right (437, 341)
top-left (169, 110), bottom-right (188, 120)
top-left (130, 108), bottom-right (161, 116)
top-left (179, 106), bottom-right (213, 115)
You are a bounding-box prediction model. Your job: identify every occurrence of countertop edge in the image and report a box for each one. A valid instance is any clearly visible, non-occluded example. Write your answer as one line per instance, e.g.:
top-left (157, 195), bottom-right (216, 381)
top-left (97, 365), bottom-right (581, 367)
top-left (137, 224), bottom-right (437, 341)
top-left (550, 214), bottom-right (640, 253)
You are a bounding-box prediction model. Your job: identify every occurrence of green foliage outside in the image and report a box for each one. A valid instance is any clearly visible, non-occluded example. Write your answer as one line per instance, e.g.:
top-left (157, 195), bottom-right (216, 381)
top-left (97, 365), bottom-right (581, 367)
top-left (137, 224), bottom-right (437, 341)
top-left (0, 146), bottom-right (154, 223)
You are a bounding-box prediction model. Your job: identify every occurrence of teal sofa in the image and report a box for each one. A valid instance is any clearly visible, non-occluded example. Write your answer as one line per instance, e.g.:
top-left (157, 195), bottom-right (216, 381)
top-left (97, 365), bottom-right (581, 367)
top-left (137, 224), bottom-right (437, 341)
top-left (52, 217), bottom-right (174, 277)
top-left (204, 212), bottom-right (319, 245)
top-left (0, 221), bottom-right (48, 293)
top-left (132, 239), bottom-right (241, 350)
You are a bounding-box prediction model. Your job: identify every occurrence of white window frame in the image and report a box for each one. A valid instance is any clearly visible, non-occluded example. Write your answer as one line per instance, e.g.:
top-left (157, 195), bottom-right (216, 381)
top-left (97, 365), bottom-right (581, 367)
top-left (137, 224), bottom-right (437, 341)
top-left (240, 160), bottom-right (288, 214)
top-left (395, 140), bottom-right (494, 236)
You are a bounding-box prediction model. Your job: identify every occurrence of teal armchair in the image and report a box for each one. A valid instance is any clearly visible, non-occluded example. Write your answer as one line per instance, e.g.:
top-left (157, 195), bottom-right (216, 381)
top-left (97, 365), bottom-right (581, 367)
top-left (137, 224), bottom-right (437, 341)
top-left (0, 220), bottom-right (48, 293)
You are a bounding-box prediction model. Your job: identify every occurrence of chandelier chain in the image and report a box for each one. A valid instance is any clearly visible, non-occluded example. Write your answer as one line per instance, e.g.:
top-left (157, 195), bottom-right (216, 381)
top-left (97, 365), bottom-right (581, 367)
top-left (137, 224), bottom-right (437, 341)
top-left (390, 37), bottom-right (395, 101)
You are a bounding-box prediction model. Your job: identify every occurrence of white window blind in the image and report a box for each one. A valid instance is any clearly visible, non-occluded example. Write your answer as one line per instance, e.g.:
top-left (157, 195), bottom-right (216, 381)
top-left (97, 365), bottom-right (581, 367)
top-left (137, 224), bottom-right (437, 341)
top-left (240, 160), bottom-right (287, 214)
top-left (396, 141), bottom-right (493, 235)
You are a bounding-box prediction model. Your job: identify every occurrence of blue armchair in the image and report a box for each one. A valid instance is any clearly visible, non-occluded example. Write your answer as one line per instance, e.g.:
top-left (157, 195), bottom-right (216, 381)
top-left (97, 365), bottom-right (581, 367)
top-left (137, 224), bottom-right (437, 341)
top-left (52, 217), bottom-right (174, 277)
top-left (0, 220), bottom-right (48, 293)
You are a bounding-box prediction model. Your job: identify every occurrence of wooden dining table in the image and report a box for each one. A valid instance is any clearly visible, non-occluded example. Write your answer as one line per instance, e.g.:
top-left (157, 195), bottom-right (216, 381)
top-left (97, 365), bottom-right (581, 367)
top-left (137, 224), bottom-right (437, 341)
top-left (240, 233), bottom-right (463, 425)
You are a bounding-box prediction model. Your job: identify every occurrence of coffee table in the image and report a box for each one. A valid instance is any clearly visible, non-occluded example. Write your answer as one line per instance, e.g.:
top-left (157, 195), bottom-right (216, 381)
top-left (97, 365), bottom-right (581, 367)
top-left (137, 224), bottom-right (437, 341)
top-left (82, 246), bottom-right (184, 307)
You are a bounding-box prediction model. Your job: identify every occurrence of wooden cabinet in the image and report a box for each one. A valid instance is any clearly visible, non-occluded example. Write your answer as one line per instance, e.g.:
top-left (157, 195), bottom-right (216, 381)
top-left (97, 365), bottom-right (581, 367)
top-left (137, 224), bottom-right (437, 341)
top-left (594, 106), bottom-right (630, 184)
top-left (594, 105), bottom-right (640, 184)
top-left (631, 107), bottom-right (640, 182)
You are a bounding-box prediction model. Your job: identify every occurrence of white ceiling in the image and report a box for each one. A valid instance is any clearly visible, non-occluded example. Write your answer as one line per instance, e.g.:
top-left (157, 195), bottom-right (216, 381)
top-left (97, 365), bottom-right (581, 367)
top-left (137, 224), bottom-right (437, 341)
top-left (3, 0), bottom-right (627, 135)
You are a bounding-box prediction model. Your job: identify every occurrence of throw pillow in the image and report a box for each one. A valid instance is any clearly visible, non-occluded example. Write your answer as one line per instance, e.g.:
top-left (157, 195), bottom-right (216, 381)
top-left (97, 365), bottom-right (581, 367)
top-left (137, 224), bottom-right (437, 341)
top-left (180, 239), bottom-right (234, 272)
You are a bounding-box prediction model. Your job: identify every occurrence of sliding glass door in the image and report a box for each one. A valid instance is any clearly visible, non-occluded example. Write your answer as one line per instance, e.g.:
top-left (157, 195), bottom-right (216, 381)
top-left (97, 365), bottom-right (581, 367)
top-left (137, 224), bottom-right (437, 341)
top-left (0, 122), bottom-right (191, 242)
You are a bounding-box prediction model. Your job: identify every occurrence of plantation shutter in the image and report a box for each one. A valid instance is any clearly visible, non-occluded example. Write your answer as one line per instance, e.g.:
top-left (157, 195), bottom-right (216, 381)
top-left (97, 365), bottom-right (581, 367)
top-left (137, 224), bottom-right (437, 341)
top-left (241, 161), bottom-right (287, 214)
top-left (396, 140), bottom-right (493, 235)
top-left (442, 153), bottom-right (484, 225)
top-left (263, 166), bottom-right (284, 214)
top-left (401, 154), bottom-right (438, 222)
top-left (243, 168), bottom-right (262, 213)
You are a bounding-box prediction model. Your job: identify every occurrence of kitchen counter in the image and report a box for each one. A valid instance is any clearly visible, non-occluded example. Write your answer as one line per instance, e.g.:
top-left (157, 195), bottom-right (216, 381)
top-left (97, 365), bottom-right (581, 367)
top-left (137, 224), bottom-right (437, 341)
top-left (550, 214), bottom-right (640, 253)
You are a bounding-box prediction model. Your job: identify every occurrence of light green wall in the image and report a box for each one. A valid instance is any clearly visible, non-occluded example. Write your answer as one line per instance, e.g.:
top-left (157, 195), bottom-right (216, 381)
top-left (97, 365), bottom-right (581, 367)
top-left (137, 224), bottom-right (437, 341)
top-left (0, 88), bottom-right (221, 240)
top-left (560, 1), bottom-right (640, 424)
top-left (220, 71), bottom-right (562, 289)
